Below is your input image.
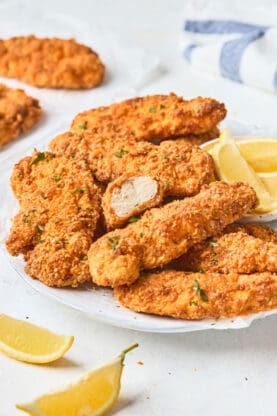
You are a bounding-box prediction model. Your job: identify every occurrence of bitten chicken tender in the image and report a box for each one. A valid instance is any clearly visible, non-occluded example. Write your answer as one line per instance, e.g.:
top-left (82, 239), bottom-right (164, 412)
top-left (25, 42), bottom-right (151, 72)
top-left (50, 131), bottom-right (215, 192)
top-left (6, 151), bottom-right (101, 287)
top-left (71, 94), bottom-right (226, 141)
top-left (102, 174), bottom-right (164, 229)
top-left (0, 83), bottom-right (41, 148)
top-left (114, 271), bottom-right (277, 319)
top-left (174, 224), bottom-right (277, 274)
top-left (88, 182), bottom-right (257, 287)
top-left (0, 36), bottom-right (105, 89)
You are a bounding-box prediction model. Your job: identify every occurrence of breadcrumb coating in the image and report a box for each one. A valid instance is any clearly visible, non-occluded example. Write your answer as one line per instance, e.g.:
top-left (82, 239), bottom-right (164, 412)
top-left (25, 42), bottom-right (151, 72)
top-left (0, 36), bottom-right (105, 89)
top-left (0, 83), bottom-right (41, 148)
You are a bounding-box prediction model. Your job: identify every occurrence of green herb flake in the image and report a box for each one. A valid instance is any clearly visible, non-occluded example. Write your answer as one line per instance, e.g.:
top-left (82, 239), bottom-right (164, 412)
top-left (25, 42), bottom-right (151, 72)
top-left (149, 107), bottom-right (156, 113)
top-left (209, 240), bottom-right (219, 247)
top-left (35, 239), bottom-right (45, 243)
top-left (128, 216), bottom-right (139, 223)
top-left (194, 106), bottom-right (201, 113)
top-left (190, 301), bottom-right (198, 306)
top-left (203, 209), bottom-right (209, 215)
top-left (108, 236), bottom-right (119, 251)
top-left (162, 284), bottom-right (167, 289)
top-left (114, 149), bottom-right (129, 158)
top-left (79, 122), bottom-right (87, 130)
top-left (80, 255), bottom-right (88, 261)
top-left (210, 259), bottom-right (218, 265)
top-left (31, 152), bottom-right (46, 165)
top-left (73, 188), bottom-right (85, 194)
top-left (164, 181), bottom-right (170, 188)
top-left (193, 279), bottom-right (209, 302)
top-left (39, 192), bottom-right (48, 200)
top-left (236, 284), bottom-right (241, 289)
top-left (36, 225), bottom-right (44, 233)
top-left (52, 175), bottom-right (61, 182)
top-left (176, 154), bottom-right (182, 160)
top-left (162, 153), bottom-right (168, 160)
top-left (139, 232), bottom-right (144, 238)
top-left (194, 268), bottom-right (205, 274)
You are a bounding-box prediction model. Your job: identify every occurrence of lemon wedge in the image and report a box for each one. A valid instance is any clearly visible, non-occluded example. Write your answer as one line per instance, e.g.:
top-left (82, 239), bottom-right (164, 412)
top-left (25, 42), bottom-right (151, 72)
top-left (17, 343), bottom-right (138, 416)
top-left (237, 138), bottom-right (277, 172)
top-left (0, 314), bottom-right (73, 364)
top-left (212, 129), bottom-right (277, 213)
top-left (259, 172), bottom-right (277, 199)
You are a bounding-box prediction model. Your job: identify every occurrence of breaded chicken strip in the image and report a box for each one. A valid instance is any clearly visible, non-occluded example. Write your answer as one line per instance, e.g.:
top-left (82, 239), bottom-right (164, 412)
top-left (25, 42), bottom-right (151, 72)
top-left (0, 36), bottom-right (105, 89)
top-left (173, 224), bottom-right (277, 274)
top-left (71, 94), bottom-right (226, 141)
top-left (88, 182), bottom-right (257, 287)
top-left (6, 151), bottom-right (101, 287)
top-left (243, 223), bottom-right (277, 244)
top-left (50, 131), bottom-right (215, 192)
top-left (114, 270), bottom-right (277, 319)
top-left (0, 83), bottom-right (41, 148)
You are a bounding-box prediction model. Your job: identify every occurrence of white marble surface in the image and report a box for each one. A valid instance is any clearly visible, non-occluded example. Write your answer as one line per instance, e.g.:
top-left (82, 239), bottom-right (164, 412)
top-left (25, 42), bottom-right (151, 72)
top-left (1, 0), bottom-right (277, 414)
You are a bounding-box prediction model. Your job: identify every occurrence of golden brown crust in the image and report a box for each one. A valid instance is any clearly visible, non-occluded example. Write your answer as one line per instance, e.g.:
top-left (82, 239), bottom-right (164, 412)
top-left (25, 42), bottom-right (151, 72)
top-left (174, 224), bottom-right (277, 274)
top-left (0, 83), bottom-right (41, 148)
top-left (71, 94), bottom-right (226, 140)
top-left (0, 36), bottom-right (105, 89)
top-left (88, 182), bottom-right (257, 287)
top-left (114, 271), bottom-right (277, 319)
top-left (6, 151), bottom-right (101, 287)
top-left (50, 131), bottom-right (215, 193)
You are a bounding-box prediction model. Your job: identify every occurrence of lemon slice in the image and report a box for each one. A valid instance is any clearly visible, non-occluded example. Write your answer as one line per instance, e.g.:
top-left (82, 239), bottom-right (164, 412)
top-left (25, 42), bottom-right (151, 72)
top-left (212, 129), bottom-right (277, 213)
top-left (17, 343), bottom-right (138, 416)
top-left (0, 314), bottom-right (73, 364)
top-left (237, 138), bottom-right (277, 172)
top-left (259, 172), bottom-right (277, 199)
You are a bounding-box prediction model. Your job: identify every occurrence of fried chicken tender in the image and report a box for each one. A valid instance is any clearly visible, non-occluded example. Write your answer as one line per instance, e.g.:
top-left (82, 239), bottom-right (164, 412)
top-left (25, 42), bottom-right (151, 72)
top-left (114, 271), bottom-right (277, 319)
top-left (173, 224), bottom-right (277, 274)
top-left (71, 94), bottom-right (226, 141)
top-left (0, 83), bottom-right (41, 148)
top-left (50, 131), bottom-right (215, 191)
top-left (88, 182), bottom-right (257, 287)
top-left (0, 36), bottom-right (105, 89)
top-left (6, 151), bottom-right (101, 287)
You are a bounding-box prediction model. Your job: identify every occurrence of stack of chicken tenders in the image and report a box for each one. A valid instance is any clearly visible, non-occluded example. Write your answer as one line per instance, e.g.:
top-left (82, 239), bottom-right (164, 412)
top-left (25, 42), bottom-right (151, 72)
top-left (6, 93), bottom-right (277, 320)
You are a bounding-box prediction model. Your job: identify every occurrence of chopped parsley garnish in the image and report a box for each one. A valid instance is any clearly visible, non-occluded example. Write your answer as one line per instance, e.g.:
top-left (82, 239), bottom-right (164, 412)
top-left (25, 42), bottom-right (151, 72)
top-left (79, 122), bottom-right (88, 130)
top-left (149, 107), bottom-right (156, 113)
top-left (194, 106), bottom-right (201, 113)
top-left (209, 240), bottom-right (219, 247)
top-left (203, 209), bottom-right (209, 215)
top-left (128, 216), bottom-right (139, 223)
top-left (39, 192), bottom-right (48, 200)
top-left (176, 154), bottom-right (182, 160)
top-left (139, 232), bottom-right (144, 238)
top-left (194, 268), bottom-right (205, 274)
top-left (190, 301), bottom-right (198, 306)
top-left (164, 181), bottom-right (170, 188)
top-left (193, 279), bottom-right (208, 302)
top-left (210, 259), bottom-right (218, 265)
top-left (108, 236), bottom-right (119, 251)
top-left (36, 225), bottom-right (44, 233)
top-left (35, 239), bottom-right (45, 243)
top-left (80, 255), bottom-right (88, 261)
top-left (162, 284), bottom-right (167, 289)
top-left (52, 175), bottom-right (61, 182)
top-left (73, 188), bottom-right (85, 194)
top-left (114, 149), bottom-right (129, 158)
top-left (160, 104), bottom-right (165, 109)
top-left (162, 153), bottom-right (168, 160)
top-left (31, 152), bottom-right (46, 165)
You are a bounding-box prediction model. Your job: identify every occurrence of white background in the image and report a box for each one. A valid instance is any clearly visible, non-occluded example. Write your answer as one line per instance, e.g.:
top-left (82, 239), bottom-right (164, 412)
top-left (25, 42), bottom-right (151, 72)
top-left (1, 0), bottom-right (277, 414)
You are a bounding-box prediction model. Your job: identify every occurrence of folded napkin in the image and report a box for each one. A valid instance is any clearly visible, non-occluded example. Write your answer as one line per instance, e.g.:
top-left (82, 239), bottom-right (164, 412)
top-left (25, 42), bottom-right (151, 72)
top-left (182, 0), bottom-right (277, 93)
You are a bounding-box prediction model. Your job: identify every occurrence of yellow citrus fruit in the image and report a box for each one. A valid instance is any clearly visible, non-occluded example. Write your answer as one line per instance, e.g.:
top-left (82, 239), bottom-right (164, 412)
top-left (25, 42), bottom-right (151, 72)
top-left (16, 343), bottom-right (138, 416)
top-left (212, 129), bottom-right (277, 213)
top-left (0, 314), bottom-right (73, 364)
top-left (237, 138), bottom-right (277, 172)
top-left (258, 172), bottom-right (277, 199)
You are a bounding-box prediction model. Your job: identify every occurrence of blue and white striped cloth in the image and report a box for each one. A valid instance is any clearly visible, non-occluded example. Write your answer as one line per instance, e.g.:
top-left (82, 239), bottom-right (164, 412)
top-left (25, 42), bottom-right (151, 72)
top-left (182, 6), bottom-right (277, 93)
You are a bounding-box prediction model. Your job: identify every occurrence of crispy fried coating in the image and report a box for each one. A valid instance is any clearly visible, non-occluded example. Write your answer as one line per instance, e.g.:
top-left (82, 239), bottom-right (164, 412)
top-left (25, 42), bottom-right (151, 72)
top-left (114, 271), bottom-right (277, 319)
top-left (50, 131), bottom-right (215, 192)
top-left (175, 126), bottom-right (220, 146)
top-left (6, 151), bottom-right (101, 287)
top-left (242, 223), bottom-right (277, 244)
top-left (71, 94), bottom-right (226, 140)
top-left (174, 224), bottom-right (277, 274)
top-left (0, 83), bottom-right (41, 148)
top-left (0, 36), bottom-right (105, 89)
top-left (88, 182), bottom-right (257, 287)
